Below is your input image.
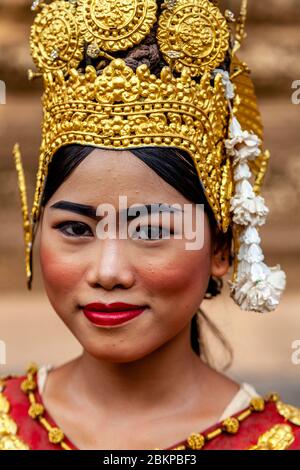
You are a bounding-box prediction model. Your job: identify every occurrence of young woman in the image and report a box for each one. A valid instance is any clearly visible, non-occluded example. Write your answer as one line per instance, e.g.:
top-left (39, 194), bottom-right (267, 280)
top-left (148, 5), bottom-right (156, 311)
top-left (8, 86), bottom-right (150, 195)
top-left (1, 0), bottom-right (299, 451)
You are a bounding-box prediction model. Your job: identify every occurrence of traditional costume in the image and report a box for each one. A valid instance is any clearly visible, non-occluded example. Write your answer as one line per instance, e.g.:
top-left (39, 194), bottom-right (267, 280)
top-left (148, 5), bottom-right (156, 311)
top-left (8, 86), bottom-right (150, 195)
top-left (1, 363), bottom-right (300, 450)
top-left (3, 0), bottom-right (298, 450)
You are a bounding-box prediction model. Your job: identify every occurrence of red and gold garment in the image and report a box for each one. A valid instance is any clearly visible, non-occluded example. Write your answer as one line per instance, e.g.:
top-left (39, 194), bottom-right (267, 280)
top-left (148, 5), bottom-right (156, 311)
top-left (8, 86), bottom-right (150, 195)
top-left (1, 365), bottom-right (300, 450)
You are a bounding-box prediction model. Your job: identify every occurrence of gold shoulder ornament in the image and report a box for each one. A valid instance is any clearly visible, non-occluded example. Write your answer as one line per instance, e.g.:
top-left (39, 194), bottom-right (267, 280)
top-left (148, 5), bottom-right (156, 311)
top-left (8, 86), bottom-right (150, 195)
top-left (0, 378), bottom-right (30, 450)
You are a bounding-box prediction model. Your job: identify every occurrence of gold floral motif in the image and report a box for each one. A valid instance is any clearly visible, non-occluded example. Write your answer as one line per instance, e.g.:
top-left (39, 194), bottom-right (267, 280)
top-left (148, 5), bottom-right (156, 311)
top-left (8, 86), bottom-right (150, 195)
top-left (248, 424), bottom-right (295, 451)
top-left (222, 417), bottom-right (239, 434)
top-left (49, 427), bottom-right (65, 444)
top-left (77, 0), bottom-right (157, 51)
top-left (158, 0), bottom-right (229, 76)
top-left (21, 377), bottom-right (36, 394)
top-left (28, 403), bottom-right (45, 419)
top-left (30, 0), bottom-right (83, 74)
top-left (187, 432), bottom-right (205, 449)
top-left (276, 401), bottom-right (300, 427)
top-left (250, 397), bottom-right (265, 412)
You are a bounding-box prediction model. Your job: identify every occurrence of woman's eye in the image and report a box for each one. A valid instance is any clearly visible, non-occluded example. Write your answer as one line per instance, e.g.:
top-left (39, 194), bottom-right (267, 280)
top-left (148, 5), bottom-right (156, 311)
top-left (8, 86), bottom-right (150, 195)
top-left (55, 221), bottom-right (93, 238)
top-left (131, 225), bottom-right (172, 240)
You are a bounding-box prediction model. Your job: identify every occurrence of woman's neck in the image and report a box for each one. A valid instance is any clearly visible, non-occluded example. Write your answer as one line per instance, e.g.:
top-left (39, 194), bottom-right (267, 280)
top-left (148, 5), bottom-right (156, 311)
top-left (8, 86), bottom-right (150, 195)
top-left (56, 322), bottom-right (209, 418)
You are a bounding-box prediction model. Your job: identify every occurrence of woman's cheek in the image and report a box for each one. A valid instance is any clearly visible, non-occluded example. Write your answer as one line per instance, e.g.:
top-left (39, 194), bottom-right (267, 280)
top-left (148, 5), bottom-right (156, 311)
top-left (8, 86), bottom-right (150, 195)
top-left (139, 246), bottom-right (211, 304)
top-left (40, 244), bottom-right (83, 297)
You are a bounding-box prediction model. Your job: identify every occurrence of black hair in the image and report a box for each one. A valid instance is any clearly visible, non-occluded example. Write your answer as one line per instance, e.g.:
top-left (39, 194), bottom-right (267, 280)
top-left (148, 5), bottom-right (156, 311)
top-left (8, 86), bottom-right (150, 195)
top-left (41, 144), bottom-right (233, 365)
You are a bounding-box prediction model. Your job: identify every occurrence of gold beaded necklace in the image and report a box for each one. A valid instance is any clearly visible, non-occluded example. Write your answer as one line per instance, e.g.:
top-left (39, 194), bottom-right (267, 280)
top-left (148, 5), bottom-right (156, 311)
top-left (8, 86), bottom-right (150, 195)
top-left (20, 363), bottom-right (275, 451)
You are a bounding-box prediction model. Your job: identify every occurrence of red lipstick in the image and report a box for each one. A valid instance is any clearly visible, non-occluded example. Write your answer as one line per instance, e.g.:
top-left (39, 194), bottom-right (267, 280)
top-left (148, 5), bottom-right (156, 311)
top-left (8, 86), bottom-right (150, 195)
top-left (82, 302), bottom-right (146, 327)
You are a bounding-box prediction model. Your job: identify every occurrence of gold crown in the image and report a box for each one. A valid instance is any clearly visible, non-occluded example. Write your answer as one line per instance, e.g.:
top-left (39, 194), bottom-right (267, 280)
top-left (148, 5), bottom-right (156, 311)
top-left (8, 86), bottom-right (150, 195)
top-left (14, 0), bottom-right (269, 289)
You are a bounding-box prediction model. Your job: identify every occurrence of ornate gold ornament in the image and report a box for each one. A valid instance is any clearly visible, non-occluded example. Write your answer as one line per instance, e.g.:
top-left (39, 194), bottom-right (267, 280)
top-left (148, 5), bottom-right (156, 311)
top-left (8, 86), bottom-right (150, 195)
top-left (276, 401), bottom-right (300, 427)
top-left (158, 0), bottom-right (230, 76)
top-left (77, 0), bottom-right (158, 52)
top-left (248, 424), bottom-right (295, 451)
top-left (0, 386), bottom-right (30, 450)
top-left (30, 0), bottom-right (84, 75)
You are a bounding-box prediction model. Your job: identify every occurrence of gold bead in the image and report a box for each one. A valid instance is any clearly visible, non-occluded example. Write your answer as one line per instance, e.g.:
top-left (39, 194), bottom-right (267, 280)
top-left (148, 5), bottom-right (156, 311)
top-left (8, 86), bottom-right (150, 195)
top-left (26, 362), bottom-right (38, 375)
top-left (222, 417), bottom-right (240, 434)
top-left (49, 427), bottom-right (65, 444)
top-left (267, 392), bottom-right (280, 403)
top-left (28, 403), bottom-right (45, 419)
top-left (250, 397), bottom-right (265, 412)
top-left (21, 378), bottom-right (36, 394)
top-left (187, 432), bottom-right (205, 450)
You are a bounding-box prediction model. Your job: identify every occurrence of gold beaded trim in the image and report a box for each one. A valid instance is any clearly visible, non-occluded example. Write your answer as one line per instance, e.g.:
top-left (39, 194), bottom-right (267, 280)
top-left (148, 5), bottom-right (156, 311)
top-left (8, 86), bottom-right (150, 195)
top-left (20, 363), bottom-right (72, 450)
top-left (169, 395), bottom-right (267, 450)
top-left (21, 364), bottom-right (279, 451)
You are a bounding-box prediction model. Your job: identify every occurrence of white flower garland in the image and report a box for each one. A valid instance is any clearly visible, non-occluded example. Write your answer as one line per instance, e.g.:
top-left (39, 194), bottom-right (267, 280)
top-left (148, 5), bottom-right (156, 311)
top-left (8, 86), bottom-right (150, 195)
top-left (215, 70), bottom-right (286, 313)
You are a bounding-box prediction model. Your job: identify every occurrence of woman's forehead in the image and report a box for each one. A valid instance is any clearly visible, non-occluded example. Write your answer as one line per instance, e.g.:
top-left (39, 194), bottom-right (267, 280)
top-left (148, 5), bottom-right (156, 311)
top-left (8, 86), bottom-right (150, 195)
top-left (49, 148), bottom-right (192, 206)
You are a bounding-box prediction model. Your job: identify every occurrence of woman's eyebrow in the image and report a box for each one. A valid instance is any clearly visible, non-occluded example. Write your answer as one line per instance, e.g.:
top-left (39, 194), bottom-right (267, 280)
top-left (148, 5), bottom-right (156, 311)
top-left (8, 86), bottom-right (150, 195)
top-left (50, 201), bottom-right (183, 220)
top-left (50, 201), bottom-right (97, 219)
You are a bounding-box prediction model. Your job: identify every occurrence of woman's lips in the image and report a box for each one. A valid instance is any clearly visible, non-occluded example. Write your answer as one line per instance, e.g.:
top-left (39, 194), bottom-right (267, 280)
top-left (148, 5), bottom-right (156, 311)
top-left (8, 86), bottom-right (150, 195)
top-left (82, 302), bottom-right (147, 327)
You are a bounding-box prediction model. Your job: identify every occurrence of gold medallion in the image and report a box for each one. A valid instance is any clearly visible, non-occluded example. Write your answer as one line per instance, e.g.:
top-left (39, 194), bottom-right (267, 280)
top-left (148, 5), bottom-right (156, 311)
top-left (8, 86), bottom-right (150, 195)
top-left (30, 0), bottom-right (83, 74)
top-left (158, 0), bottom-right (229, 76)
top-left (77, 0), bottom-right (157, 52)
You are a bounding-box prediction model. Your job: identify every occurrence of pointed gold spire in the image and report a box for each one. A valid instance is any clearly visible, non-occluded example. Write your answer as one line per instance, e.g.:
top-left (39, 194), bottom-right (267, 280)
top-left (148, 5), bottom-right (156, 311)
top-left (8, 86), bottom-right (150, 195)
top-left (12, 144), bottom-right (33, 289)
top-left (233, 0), bottom-right (248, 54)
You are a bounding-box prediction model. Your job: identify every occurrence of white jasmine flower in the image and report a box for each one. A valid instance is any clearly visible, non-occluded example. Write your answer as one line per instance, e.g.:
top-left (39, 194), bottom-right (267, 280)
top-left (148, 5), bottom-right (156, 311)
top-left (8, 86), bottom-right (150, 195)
top-left (229, 265), bottom-right (286, 313)
top-left (225, 117), bottom-right (261, 164)
top-left (234, 163), bottom-right (252, 181)
top-left (230, 193), bottom-right (269, 226)
top-left (237, 243), bottom-right (264, 263)
top-left (240, 226), bottom-right (261, 245)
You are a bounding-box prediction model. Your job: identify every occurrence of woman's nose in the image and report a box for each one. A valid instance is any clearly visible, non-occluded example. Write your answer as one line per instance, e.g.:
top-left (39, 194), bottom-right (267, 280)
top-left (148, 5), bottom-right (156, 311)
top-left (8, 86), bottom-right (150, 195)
top-left (85, 239), bottom-right (135, 290)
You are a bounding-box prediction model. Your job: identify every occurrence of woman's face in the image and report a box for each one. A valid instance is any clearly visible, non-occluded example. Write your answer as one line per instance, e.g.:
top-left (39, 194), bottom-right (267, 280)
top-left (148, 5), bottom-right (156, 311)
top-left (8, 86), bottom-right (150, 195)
top-left (39, 149), bottom-right (229, 362)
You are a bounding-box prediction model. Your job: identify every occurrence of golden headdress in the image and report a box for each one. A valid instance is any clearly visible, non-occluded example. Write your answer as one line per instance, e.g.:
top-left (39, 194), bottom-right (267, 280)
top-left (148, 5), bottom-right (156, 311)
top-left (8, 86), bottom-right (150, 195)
top-left (13, 0), bottom-right (286, 312)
